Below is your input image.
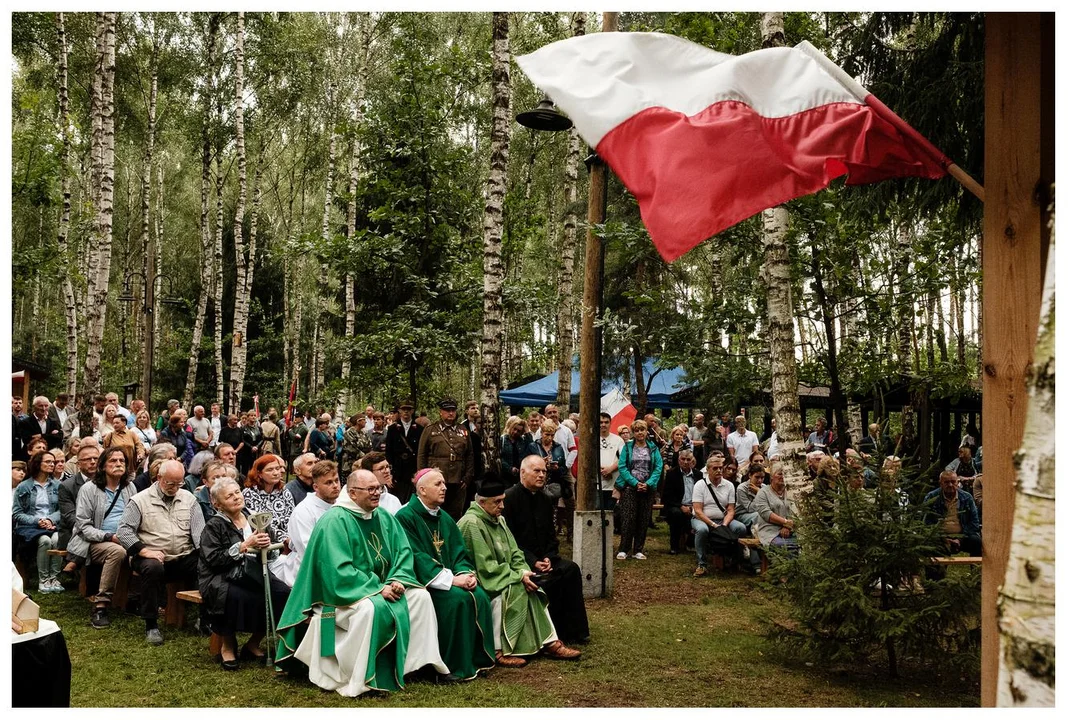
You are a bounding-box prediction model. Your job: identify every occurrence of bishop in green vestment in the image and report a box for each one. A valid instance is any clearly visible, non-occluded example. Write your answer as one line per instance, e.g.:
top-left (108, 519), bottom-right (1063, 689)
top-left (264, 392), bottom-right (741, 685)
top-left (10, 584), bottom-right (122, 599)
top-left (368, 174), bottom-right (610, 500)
top-left (275, 469), bottom-right (448, 696)
top-left (395, 469), bottom-right (495, 679)
top-left (458, 478), bottom-right (582, 663)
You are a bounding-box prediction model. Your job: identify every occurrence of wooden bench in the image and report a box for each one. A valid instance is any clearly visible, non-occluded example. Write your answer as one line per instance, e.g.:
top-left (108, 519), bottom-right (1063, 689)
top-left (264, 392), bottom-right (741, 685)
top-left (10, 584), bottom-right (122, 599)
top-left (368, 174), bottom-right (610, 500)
top-left (931, 556), bottom-right (982, 565)
top-left (739, 537), bottom-right (768, 575)
top-left (175, 590), bottom-right (222, 658)
top-left (48, 549), bottom-right (131, 608)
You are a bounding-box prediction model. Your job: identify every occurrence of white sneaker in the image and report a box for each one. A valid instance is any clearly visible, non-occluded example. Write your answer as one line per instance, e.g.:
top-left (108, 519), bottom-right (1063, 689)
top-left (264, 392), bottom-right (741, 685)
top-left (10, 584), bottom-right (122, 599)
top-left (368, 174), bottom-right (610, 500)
top-left (633, 552), bottom-right (647, 560)
top-left (40, 579), bottom-right (59, 594)
top-left (615, 552), bottom-right (627, 561)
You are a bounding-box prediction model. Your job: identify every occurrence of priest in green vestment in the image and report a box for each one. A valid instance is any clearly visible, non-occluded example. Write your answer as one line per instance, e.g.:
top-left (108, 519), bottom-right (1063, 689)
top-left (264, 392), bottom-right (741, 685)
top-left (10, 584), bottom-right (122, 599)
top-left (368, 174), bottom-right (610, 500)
top-left (275, 469), bottom-right (448, 696)
top-left (395, 469), bottom-right (495, 680)
top-left (457, 476), bottom-right (582, 666)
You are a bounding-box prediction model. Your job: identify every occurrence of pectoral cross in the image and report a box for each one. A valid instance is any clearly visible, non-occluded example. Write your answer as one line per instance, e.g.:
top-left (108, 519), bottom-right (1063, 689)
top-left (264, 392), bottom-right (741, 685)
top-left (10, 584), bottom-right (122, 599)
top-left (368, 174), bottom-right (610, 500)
top-left (431, 530), bottom-right (445, 556)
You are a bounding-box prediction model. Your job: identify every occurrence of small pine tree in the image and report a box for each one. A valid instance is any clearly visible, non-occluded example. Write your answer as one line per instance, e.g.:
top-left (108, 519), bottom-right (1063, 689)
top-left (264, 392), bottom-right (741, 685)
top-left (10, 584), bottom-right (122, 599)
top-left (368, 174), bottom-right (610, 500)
top-left (771, 473), bottom-right (980, 678)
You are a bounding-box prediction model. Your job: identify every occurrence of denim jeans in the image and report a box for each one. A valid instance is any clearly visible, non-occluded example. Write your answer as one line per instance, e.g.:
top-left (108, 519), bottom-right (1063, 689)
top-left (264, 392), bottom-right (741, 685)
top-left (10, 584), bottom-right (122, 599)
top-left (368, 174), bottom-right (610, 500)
top-left (691, 518), bottom-right (748, 567)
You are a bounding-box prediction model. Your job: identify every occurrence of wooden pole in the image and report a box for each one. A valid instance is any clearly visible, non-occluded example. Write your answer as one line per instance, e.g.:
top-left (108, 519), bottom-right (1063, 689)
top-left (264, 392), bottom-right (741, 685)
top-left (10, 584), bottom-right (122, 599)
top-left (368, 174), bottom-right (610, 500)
top-left (980, 13), bottom-right (1050, 707)
top-left (576, 10), bottom-right (617, 514)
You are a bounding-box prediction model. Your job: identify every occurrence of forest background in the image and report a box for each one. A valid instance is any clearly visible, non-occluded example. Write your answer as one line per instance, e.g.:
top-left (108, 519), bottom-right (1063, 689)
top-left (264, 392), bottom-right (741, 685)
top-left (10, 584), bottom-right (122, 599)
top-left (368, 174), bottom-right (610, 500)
top-left (9, 11), bottom-right (984, 446)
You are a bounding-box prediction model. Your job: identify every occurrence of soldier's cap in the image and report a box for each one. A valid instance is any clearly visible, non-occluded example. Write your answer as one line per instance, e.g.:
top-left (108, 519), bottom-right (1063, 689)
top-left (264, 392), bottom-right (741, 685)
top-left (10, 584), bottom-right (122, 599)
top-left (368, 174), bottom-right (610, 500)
top-left (293, 409), bottom-right (304, 417)
top-left (438, 398), bottom-right (458, 411)
top-left (398, 398), bottom-right (415, 410)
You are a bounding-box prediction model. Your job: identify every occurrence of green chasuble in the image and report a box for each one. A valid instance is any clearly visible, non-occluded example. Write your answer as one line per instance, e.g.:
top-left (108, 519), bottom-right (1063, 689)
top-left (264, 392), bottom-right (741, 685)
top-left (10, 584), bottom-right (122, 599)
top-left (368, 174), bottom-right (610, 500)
top-left (275, 503), bottom-right (420, 691)
top-left (457, 502), bottom-right (555, 656)
top-left (395, 496), bottom-right (495, 678)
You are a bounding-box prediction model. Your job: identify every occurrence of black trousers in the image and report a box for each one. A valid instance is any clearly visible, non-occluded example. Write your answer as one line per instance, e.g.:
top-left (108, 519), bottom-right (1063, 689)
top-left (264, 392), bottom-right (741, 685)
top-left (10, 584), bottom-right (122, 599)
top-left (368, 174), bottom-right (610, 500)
top-left (130, 551), bottom-right (198, 622)
top-left (540, 557), bottom-right (590, 644)
top-left (664, 505), bottom-right (692, 551)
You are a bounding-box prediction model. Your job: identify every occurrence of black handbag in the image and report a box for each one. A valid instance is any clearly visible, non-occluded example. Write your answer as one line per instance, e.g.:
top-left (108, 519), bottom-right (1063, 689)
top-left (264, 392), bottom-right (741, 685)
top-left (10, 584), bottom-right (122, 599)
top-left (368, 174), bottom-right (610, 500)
top-left (226, 554), bottom-right (265, 590)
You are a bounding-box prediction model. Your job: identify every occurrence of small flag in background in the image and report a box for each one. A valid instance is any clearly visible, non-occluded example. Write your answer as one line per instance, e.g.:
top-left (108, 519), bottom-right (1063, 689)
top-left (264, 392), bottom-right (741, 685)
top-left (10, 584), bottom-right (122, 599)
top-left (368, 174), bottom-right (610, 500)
top-left (601, 388), bottom-right (638, 433)
top-left (516, 33), bottom-right (949, 262)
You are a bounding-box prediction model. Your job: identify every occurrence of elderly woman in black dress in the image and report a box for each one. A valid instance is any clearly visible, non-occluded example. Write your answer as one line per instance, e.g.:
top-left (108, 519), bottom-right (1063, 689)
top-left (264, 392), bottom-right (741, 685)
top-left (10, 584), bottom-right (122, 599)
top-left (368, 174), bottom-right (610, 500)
top-left (198, 477), bottom-right (290, 670)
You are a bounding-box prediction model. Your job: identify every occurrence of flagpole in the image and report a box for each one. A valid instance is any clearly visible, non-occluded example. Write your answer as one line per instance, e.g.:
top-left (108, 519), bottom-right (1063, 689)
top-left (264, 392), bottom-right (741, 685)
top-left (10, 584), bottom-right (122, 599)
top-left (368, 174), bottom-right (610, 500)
top-left (797, 40), bottom-right (985, 203)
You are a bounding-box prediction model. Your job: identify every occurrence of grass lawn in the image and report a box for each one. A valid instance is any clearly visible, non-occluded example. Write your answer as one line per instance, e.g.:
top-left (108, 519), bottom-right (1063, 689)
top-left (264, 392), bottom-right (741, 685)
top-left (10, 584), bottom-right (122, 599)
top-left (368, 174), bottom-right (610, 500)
top-left (29, 523), bottom-right (980, 707)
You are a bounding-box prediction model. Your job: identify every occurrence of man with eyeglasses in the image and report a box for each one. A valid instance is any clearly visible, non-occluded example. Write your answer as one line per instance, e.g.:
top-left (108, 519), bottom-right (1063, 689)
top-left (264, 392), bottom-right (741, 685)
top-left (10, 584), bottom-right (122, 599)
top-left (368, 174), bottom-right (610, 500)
top-left (597, 412), bottom-right (624, 512)
top-left (360, 451), bottom-right (402, 514)
top-left (275, 468), bottom-right (448, 696)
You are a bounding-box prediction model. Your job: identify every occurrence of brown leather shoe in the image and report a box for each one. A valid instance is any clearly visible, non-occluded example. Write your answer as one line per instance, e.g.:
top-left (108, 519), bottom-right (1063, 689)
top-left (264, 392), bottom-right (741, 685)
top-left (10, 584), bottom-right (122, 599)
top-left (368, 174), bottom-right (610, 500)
top-left (542, 640), bottom-right (581, 660)
top-left (495, 651), bottom-right (528, 668)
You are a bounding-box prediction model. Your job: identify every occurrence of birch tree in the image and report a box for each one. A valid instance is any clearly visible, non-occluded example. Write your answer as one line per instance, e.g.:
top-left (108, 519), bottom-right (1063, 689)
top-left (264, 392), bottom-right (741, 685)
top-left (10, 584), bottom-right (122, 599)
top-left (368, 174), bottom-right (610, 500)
top-left (81, 11), bottom-right (117, 404)
top-left (479, 11), bottom-right (512, 464)
top-left (759, 11), bottom-right (805, 487)
top-left (138, 20), bottom-right (160, 398)
top-left (228, 11), bottom-right (251, 412)
top-left (183, 16), bottom-right (219, 408)
top-left (997, 211), bottom-right (1055, 707)
top-left (212, 13), bottom-right (226, 410)
top-left (554, 11), bottom-right (584, 409)
top-left (55, 12), bottom-right (79, 398)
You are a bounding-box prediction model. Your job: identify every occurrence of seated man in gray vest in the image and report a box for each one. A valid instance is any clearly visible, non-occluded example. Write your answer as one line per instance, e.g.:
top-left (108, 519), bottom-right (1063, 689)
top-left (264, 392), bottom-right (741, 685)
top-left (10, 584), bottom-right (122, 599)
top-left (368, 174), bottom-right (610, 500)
top-left (117, 459), bottom-right (205, 645)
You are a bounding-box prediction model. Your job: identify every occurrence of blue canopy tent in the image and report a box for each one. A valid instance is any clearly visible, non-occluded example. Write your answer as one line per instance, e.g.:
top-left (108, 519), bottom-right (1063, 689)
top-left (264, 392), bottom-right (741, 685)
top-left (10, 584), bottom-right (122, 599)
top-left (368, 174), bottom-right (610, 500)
top-left (499, 358), bottom-right (697, 409)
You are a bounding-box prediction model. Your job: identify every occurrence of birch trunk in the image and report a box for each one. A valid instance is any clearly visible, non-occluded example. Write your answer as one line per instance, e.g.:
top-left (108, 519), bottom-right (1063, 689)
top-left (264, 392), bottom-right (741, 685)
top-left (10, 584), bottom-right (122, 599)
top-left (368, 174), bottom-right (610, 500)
top-left (478, 11), bottom-right (512, 465)
top-left (551, 14), bottom-right (585, 409)
top-left (996, 215), bottom-right (1054, 707)
top-left (139, 31), bottom-right (159, 397)
top-left (228, 12), bottom-right (249, 413)
top-left (895, 223), bottom-right (914, 372)
top-left (154, 163), bottom-right (163, 368)
top-left (183, 16), bottom-right (218, 408)
top-left (81, 11), bottom-right (117, 404)
top-left (759, 12), bottom-right (805, 489)
top-left (56, 12), bottom-right (79, 398)
top-left (340, 129), bottom-right (360, 414)
top-left (212, 13), bottom-right (225, 410)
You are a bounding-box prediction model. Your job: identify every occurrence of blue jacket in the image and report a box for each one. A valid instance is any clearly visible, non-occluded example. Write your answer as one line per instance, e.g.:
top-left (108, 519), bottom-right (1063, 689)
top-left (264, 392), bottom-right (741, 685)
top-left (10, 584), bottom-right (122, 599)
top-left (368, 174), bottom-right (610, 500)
top-left (13, 477), bottom-right (62, 528)
top-left (616, 440), bottom-right (664, 490)
top-left (924, 488), bottom-right (981, 538)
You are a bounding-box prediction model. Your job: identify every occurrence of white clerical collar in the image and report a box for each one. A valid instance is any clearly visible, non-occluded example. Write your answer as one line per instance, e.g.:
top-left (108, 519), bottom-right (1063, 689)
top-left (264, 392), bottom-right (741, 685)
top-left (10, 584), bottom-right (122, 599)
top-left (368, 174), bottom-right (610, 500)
top-left (418, 498), bottom-right (440, 517)
top-left (337, 490), bottom-right (374, 519)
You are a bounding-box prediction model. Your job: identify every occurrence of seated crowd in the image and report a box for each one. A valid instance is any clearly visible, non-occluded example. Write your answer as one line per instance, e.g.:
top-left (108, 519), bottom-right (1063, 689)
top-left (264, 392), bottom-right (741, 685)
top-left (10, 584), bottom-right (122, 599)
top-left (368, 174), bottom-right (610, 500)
top-left (12, 392), bottom-right (981, 693)
top-left (11, 392), bottom-right (587, 696)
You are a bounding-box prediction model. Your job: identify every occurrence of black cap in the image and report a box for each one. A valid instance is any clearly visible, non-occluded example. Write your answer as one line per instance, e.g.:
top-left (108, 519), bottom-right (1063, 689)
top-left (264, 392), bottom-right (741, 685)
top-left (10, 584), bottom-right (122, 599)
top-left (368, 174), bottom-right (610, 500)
top-left (398, 398), bottom-right (415, 410)
top-left (438, 398), bottom-right (458, 410)
top-left (478, 470), bottom-right (507, 498)
top-left (293, 409), bottom-right (304, 418)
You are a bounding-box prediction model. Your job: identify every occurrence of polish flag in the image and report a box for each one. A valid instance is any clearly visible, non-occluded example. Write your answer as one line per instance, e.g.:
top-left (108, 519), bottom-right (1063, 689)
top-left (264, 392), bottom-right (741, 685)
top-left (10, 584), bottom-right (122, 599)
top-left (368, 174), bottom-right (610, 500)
top-left (601, 388), bottom-right (637, 432)
top-left (516, 33), bottom-right (950, 262)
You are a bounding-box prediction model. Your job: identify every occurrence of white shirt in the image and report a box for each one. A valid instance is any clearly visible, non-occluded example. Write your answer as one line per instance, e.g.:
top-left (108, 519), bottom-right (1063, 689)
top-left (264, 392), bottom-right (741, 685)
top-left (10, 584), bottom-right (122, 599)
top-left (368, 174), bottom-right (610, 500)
top-left (598, 433), bottom-right (624, 491)
top-left (274, 493), bottom-right (334, 586)
top-left (209, 415), bottom-right (222, 447)
top-left (692, 478), bottom-right (736, 523)
top-left (727, 429), bottom-right (760, 464)
top-left (378, 488), bottom-right (402, 515)
top-left (52, 405), bottom-right (69, 428)
top-left (766, 431), bottom-right (780, 459)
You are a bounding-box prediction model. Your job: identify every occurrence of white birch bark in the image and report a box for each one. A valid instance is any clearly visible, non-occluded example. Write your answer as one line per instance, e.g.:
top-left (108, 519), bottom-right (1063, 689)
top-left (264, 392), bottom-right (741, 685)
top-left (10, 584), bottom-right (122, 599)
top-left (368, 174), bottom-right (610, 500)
top-left (554, 13), bottom-right (585, 410)
top-left (82, 11), bottom-right (117, 403)
top-left (759, 12), bottom-right (805, 490)
top-left (212, 14), bottom-right (226, 410)
top-left (56, 12), bottom-right (79, 398)
top-left (895, 222), bottom-right (914, 372)
top-left (228, 11), bottom-right (249, 413)
top-left (139, 30), bottom-right (159, 396)
top-left (997, 212), bottom-right (1055, 707)
top-left (183, 17), bottom-right (218, 408)
top-left (479, 11), bottom-right (512, 464)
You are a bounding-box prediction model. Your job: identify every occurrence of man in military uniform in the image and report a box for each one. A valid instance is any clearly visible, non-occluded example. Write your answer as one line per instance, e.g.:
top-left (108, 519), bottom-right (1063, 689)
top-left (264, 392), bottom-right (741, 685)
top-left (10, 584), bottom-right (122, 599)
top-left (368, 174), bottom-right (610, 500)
top-left (417, 398), bottom-right (474, 520)
top-left (385, 398), bottom-right (424, 504)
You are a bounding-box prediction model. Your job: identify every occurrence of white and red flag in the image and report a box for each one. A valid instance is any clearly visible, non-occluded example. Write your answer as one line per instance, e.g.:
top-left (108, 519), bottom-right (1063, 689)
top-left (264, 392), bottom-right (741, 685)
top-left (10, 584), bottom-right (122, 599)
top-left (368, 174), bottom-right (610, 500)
top-left (600, 388), bottom-right (637, 432)
top-left (516, 33), bottom-right (950, 262)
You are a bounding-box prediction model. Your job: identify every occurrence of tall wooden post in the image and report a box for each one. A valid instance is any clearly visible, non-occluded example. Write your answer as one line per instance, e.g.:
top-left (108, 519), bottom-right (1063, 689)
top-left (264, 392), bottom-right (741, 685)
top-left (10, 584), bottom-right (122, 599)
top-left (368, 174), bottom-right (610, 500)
top-left (576, 11), bottom-right (618, 513)
top-left (980, 13), bottom-right (1052, 707)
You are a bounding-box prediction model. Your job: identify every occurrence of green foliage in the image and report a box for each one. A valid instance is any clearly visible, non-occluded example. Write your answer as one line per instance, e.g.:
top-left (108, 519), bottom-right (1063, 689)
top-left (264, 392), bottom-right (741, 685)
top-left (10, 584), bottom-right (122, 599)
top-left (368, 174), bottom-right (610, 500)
top-left (773, 481), bottom-right (981, 677)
